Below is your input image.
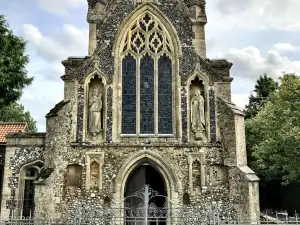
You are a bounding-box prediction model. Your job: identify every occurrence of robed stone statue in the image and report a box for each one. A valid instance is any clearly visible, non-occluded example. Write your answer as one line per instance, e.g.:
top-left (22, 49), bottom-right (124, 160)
top-left (191, 89), bottom-right (205, 139)
top-left (89, 88), bottom-right (102, 137)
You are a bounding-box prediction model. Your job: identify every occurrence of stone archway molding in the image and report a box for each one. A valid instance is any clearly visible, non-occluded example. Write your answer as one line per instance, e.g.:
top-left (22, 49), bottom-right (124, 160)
top-left (113, 149), bottom-right (182, 204)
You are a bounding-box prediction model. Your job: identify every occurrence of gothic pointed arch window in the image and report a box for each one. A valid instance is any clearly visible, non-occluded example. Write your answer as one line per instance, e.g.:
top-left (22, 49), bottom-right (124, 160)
top-left (121, 12), bottom-right (174, 136)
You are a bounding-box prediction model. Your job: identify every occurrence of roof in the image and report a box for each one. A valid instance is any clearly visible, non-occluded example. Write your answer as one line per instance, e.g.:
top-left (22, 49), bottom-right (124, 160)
top-left (0, 122), bottom-right (27, 143)
top-left (46, 100), bottom-right (70, 118)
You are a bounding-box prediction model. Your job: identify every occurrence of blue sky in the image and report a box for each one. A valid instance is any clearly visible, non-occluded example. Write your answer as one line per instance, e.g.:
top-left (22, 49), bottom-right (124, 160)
top-left (0, 0), bottom-right (300, 131)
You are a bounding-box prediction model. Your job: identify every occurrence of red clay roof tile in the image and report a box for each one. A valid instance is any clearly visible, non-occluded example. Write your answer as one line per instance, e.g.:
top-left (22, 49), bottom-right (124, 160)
top-left (0, 122), bottom-right (27, 143)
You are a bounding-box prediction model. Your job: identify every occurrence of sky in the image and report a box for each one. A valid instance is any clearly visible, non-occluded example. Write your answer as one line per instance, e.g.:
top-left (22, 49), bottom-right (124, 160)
top-left (0, 0), bottom-right (300, 131)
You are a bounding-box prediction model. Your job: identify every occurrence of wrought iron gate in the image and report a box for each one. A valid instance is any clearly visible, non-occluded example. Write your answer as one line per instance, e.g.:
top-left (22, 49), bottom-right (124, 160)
top-left (75, 185), bottom-right (219, 225)
top-left (123, 185), bottom-right (168, 224)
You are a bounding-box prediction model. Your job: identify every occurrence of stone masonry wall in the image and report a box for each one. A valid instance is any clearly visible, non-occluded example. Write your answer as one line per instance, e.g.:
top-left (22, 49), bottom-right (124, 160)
top-left (0, 135), bottom-right (45, 218)
top-left (37, 144), bottom-right (237, 220)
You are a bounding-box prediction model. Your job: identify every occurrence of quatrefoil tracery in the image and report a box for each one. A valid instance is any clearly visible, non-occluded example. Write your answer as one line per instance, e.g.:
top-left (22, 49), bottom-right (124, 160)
top-left (122, 12), bottom-right (173, 56)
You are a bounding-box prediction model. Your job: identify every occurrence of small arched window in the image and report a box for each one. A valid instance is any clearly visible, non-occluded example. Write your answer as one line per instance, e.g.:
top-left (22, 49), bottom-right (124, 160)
top-left (22, 167), bottom-right (39, 217)
top-left (121, 12), bottom-right (174, 136)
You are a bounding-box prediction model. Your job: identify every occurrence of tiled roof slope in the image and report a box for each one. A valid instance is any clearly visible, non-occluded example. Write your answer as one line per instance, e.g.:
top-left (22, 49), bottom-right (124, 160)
top-left (0, 122), bottom-right (27, 143)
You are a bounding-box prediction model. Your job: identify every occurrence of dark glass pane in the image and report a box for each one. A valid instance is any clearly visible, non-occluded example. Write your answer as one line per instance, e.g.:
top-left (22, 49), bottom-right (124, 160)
top-left (23, 180), bottom-right (35, 217)
top-left (26, 168), bottom-right (37, 178)
top-left (140, 54), bottom-right (154, 134)
top-left (122, 55), bottom-right (137, 134)
top-left (158, 55), bottom-right (173, 134)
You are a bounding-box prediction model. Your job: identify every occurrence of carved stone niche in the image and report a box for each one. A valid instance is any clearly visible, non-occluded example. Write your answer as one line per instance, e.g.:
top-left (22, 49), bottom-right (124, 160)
top-left (187, 152), bottom-right (206, 193)
top-left (192, 159), bottom-right (201, 191)
top-left (183, 193), bottom-right (191, 205)
top-left (86, 152), bottom-right (104, 191)
top-left (85, 74), bottom-right (106, 142)
top-left (210, 164), bottom-right (227, 186)
top-left (190, 77), bottom-right (208, 142)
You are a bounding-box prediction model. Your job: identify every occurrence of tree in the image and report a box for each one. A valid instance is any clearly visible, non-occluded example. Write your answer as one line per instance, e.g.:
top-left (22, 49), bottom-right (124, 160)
top-left (244, 74), bottom-right (278, 119)
top-left (247, 73), bottom-right (300, 184)
top-left (0, 102), bottom-right (37, 132)
top-left (245, 74), bottom-right (278, 163)
top-left (0, 15), bottom-right (33, 107)
top-left (0, 15), bottom-right (37, 131)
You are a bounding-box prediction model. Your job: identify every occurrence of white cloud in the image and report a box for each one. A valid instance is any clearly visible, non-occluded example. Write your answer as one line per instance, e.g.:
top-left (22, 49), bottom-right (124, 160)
top-left (35, 0), bottom-right (86, 15)
top-left (21, 80), bottom-right (64, 131)
top-left (232, 94), bottom-right (249, 110)
top-left (19, 23), bottom-right (88, 131)
top-left (272, 43), bottom-right (296, 53)
top-left (21, 23), bottom-right (88, 62)
top-left (208, 0), bottom-right (300, 32)
top-left (216, 46), bottom-right (300, 81)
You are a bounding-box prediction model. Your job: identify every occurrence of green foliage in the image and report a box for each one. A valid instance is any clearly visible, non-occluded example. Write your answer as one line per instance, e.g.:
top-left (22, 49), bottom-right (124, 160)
top-left (0, 102), bottom-right (37, 132)
top-left (0, 15), bottom-right (37, 131)
top-left (244, 74), bottom-right (278, 119)
top-left (0, 15), bottom-right (33, 107)
top-left (247, 73), bottom-right (300, 184)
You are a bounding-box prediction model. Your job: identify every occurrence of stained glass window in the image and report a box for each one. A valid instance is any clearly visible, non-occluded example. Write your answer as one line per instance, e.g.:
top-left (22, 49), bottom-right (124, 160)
top-left (121, 12), bottom-right (174, 136)
top-left (140, 54), bottom-right (154, 134)
top-left (158, 55), bottom-right (172, 134)
top-left (122, 54), bottom-right (136, 134)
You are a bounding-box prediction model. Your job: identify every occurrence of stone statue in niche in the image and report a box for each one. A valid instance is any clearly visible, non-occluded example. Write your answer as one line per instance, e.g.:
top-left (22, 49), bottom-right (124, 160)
top-left (89, 87), bottom-right (102, 137)
top-left (191, 89), bottom-right (206, 139)
top-left (90, 161), bottom-right (99, 189)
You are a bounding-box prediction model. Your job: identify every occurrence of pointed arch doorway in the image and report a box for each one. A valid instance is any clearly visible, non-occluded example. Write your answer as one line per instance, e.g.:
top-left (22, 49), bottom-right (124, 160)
top-left (124, 163), bottom-right (167, 224)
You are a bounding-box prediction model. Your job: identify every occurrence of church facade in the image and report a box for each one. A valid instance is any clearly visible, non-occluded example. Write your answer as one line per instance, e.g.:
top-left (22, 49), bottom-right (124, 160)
top-left (1, 0), bottom-right (260, 223)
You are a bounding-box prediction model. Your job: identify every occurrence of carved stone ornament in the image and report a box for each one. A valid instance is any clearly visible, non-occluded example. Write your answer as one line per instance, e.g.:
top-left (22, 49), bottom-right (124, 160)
top-left (191, 89), bottom-right (205, 140)
top-left (187, 152), bottom-right (206, 193)
top-left (86, 152), bottom-right (104, 191)
top-left (90, 160), bottom-right (100, 189)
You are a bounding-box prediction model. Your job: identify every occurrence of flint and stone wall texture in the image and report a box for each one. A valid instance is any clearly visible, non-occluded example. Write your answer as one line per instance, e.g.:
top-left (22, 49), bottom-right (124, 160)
top-left (0, 0), bottom-right (260, 222)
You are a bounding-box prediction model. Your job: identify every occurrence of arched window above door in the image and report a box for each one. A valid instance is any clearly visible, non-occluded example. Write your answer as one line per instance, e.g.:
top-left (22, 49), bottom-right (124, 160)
top-left (121, 12), bottom-right (174, 136)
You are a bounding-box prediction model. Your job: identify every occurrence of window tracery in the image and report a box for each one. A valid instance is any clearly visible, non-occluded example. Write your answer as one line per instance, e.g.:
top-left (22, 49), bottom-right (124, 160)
top-left (121, 12), bottom-right (174, 135)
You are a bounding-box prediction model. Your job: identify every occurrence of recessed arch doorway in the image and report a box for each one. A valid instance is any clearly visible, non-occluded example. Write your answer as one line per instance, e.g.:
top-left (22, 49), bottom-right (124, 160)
top-left (124, 163), bottom-right (167, 225)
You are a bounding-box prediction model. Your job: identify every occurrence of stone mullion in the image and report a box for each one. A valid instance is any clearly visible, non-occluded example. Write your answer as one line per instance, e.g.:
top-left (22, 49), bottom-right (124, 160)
top-left (154, 57), bottom-right (158, 136)
top-left (136, 57), bottom-right (141, 135)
